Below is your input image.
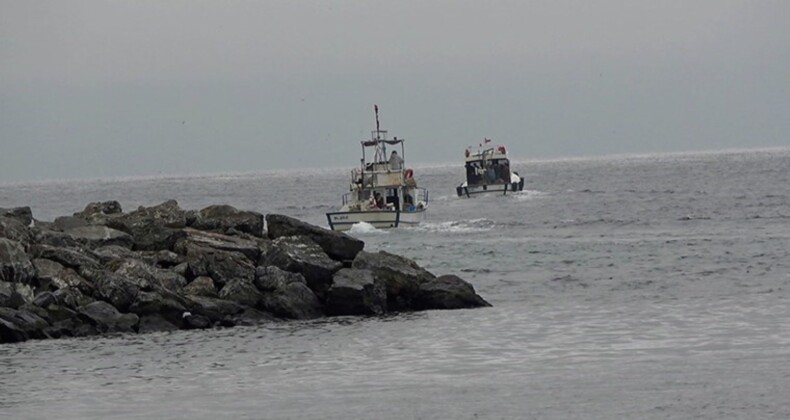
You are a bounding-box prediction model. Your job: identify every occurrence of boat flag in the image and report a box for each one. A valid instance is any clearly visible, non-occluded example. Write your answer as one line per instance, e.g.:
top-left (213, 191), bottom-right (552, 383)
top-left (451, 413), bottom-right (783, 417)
top-left (484, 138), bottom-right (492, 144)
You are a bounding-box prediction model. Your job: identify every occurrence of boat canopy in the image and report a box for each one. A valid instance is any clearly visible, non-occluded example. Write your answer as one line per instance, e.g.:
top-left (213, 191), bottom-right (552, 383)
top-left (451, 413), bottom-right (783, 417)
top-left (362, 138), bottom-right (404, 147)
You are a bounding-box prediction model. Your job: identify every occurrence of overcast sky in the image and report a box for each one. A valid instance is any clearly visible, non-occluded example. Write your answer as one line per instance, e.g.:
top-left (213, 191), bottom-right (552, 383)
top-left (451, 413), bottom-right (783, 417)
top-left (1, 1), bottom-right (788, 182)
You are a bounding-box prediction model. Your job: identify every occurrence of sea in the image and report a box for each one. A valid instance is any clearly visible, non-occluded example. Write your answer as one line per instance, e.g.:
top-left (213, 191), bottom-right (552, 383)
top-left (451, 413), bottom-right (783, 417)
top-left (2, 148), bottom-right (790, 419)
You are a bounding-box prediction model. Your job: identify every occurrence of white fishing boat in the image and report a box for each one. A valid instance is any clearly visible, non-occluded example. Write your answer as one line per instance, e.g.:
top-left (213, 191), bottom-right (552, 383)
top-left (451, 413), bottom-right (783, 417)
top-left (456, 139), bottom-right (524, 197)
top-left (326, 106), bottom-right (428, 231)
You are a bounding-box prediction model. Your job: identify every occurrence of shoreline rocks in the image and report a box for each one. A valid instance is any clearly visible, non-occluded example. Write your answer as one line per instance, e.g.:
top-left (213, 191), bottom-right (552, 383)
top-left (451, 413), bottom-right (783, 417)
top-left (0, 201), bottom-right (490, 344)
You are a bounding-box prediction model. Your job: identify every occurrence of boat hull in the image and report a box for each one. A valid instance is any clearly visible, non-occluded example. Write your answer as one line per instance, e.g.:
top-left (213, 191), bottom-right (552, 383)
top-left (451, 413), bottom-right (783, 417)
top-left (326, 209), bottom-right (426, 231)
top-left (456, 176), bottom-right (525, 198)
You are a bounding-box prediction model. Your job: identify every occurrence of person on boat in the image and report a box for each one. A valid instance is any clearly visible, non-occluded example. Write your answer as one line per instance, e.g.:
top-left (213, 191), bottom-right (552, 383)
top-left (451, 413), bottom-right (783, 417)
top-left (389, 150), bottom-right (403, 171)
top-left (369, 191), bottom-right (385, 210)
top-left (404, 192), bottom-right (415, 212)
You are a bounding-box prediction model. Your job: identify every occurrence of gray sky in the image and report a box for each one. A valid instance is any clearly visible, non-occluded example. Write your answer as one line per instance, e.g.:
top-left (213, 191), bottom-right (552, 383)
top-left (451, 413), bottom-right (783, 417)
top-left (1, 0), bottom-right (788, 182)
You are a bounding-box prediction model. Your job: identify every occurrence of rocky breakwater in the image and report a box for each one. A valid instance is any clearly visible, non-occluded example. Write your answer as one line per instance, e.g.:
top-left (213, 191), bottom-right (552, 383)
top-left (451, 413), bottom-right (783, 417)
top-left (0, 201), bottom-right (490, 344)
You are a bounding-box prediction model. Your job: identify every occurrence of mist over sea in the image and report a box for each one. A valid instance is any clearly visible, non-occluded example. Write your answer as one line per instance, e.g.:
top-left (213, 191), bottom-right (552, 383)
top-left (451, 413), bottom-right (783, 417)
top-left (2, 148), bottom-right (790, 419)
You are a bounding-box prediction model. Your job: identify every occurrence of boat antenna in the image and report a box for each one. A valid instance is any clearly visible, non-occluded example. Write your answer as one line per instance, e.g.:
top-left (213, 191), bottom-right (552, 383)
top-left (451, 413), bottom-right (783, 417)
top-left (374, 104), bottom-right (381, 140)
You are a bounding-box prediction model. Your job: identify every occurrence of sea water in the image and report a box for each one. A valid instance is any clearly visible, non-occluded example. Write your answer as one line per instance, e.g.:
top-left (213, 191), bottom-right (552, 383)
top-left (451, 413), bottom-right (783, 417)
top-left (2, 148), bottom-right (790, 419)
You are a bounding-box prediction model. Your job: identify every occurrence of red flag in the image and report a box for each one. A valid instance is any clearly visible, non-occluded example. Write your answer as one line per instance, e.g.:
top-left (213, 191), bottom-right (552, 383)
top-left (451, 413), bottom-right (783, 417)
top-left (484, 138), bottom-right (491, 144)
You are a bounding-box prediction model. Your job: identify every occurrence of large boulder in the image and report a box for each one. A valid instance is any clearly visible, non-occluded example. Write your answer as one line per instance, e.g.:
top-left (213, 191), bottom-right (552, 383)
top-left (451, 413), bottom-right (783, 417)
top-left (260, 236), bottom-right (343, 301)
top-left (265, 214), bottom-right (364, 262)
top-left (182, 244), bottom-right (255, 289)
top-left (128, 291), bottom-right (187, 327)
top-left (219, 279), bottom-right (263, 308)
top-left (0, 281), bottom-right (34, 308)
top-left (105, 200), bottom-right (187, 251)
top-left (176, 228), bottom-right (261, 262)
top-left (77, 301), bottom-right (138, 333)
top-left (189, 204), bottom-right (264, 237)
top-left (0, 307), bottom-right (50, 340)
top-left (1, 317), bottom-right (29, 343)
top-left (412, 275), bottom-right (491, 310)
top-left (89, 271), bottom-right (142, 312)
top-left (52, 287), bottom-right (94, 310)
top-left (254, 266), bottom-right (322, 319)
top-left (183, 276), bottom-right (218, 297)
top-left (62, 225), bottom-right (134, 249)
top-left (0, 238), bottom-right (36, 284)
top-left (0, 206), bottom-right (33, 226)
top-left (351, 251), bottom-right (436, 311)
top-left (325, 268), bottom-right (386, 316)
top-left (29, 244), bottom-right (100, 271)
top-left (0, 216), bottom-right (34, 245)
top-left (32, 258), bottom-right (94, 294)
top-left (183, 295), bottom-right (246, 323)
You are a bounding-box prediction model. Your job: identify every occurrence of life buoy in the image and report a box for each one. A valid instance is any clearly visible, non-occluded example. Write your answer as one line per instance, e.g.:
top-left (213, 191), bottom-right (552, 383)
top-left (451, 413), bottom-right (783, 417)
top-left (497, 145), bottom-right (507, 154)
top-left (404, 168), bottom-right (414, 179)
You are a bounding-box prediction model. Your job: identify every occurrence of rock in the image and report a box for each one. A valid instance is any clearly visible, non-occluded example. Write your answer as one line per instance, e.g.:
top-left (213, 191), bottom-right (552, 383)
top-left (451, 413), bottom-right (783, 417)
top-left (32, 258), bottom-right (94, 293)
top-left (0, 216), bottom-right (34, 245)
top-left (32, 291), bottom-right (57, 308)
top-left (128, 291), bottom-right (187, 327)
top-left (76, 200), bottom-right (123, 223)
top-left (176, 228), bottom-right (261, 262)
top-left (62, 225), bottom-right (134, 249)
top-left (254, 266), bottom-right (323, 319)
top-left (45, 304), bottom-right (77, 324)
top-left (52, 287), bottom-right (94, 310)
top-left (138, 314), bottom-right (179, 333)
top-left (52, 215), bottom-right (90, 231)
top-left (325, 268), bottom-right (386, 316)
top-left (0, 206), bottom-right (33, 226)
top-left (104, 200), bottom-right (187, 251)
top-left (412, 274), bottom-right (492, 310)
top-left (29, 244), bottom-right (99, 271)
top-left (183, 295), bottom-right (246, 323)
top-left (183, 313), bottom-right (211, 329)
top-left (140, 250), bottom-right (184, 268)
top-left (34, 229), bottom-right (83, 248)
top-left (0, 238), bottom-right (36, 284)
top-left (77, 301), bottom-right (138, 333)
top-left (90, 271), bottom-right (142, 312)
top-left (183, 276), bottom-right (218, 297)
top-left (182, 244), bottom-right (255, 288)
top-left (351, 251), bottom-right (436, 311)
top-left (0, 281), bottom-right (34, 308)
top-left (92, 245), bottom-right (140, 264)
top-left (260, 236), bottom-right (343, 300)
top-left (0, 317), bottom-right (29, 343)
top-left (219, 279), bottom-right (263, 308)
top-left (266, 214), bottom-right (364, 262)
top-left (0, 307), bottom-right (50, 340)
top-left (190, 204), bottom-right (264, 237)
top-left (153, 270), bottom-right (187, 292)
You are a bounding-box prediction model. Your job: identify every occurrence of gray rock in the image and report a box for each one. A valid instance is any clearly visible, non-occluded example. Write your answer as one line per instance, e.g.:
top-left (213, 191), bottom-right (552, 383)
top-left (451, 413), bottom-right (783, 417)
top-left (34, 229), bottom-right (84, 248)
top-left (0, 281), bottom-right (34, 308)
top-left (325, 268), bottom-right (386, 316)
top-left (413, 274), bottom-right (492, 310)
top-left (138, 314), bottom-right (179, 333)
top-left (0, 216), bottom-right (33, 245)
top-left (190, 204), bottom-right (264, 237)
top-left (0, 307), bottom-right (50, 340)
top-left (52, 287), bottom-right (94, 310)
top-left (219, 279), bottom-right (263, 308)
top-left (183, 276), bottom-right (218, 297)
top-left (351, 250), bottom-right (436, 311)
top-left (0, 238), bottom-right (36, 284)
top-left (0, 206), bottom-right (33, 226)
top-left (266, 214), bottom-right (364, 262)
top-left (90, 271), bottom-right (142, 312)
top-left (254, 266), bottom-right (323, 319)
top-left (260, 235), bottom-right (343, 301)
top-left (140, 250), bottom-right (184, 268)
top-left (29, 244), bottom-right (99, 271)
top-left (75, 200), bottom-right (123, 222)
top-left (1, 317), bottom-right (29, 343)
top-left (77, 301), bottom-right (138, 333)
top-left (92, 245), bottom-right (140, 264)
top-left (183, 295), bottom-right (246, 323)
top-left (182, 243), bottom-right (255, 288)
top-left (176, 228), bottom-right (261, 262)
top-left (62, 225), bottom-right (134, 249)
top-left (183, 313), bottom-right (211, 329)
top-left (128, 291), bottom-right (187, 327)
top-left (32, 258), bottom-right (93, 293)
top-left (52, 215), bottom-right (90, 231)
top-left (104, 200), bottom-right (187, 251)
top-left (45, 304), bottom-right (77, 324)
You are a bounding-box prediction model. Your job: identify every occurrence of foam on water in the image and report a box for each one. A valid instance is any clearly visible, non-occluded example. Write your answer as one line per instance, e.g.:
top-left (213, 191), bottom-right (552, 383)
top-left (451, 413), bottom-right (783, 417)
top-left (346, 221), bottom-right (389, 235)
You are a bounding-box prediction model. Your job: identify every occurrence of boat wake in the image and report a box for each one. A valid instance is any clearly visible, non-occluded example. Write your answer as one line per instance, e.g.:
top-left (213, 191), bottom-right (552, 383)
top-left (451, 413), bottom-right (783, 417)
top-left (347, 221), bottom-right (389, 235)
top-left (510, 189), bottom-right (548, 201)
top-left (415, 218), bottom-right (496, 233)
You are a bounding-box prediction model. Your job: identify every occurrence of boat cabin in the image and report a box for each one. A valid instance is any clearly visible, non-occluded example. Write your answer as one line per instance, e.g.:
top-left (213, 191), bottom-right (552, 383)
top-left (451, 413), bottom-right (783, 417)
top-left (464, 146), bottom-right (512, 187)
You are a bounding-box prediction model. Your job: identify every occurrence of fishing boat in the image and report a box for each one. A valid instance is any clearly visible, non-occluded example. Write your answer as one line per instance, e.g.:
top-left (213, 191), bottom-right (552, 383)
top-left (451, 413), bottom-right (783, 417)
top-left (456, 139), bottom-right (524, 197)
top-left (326, 106), bottom-right (428, 231)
